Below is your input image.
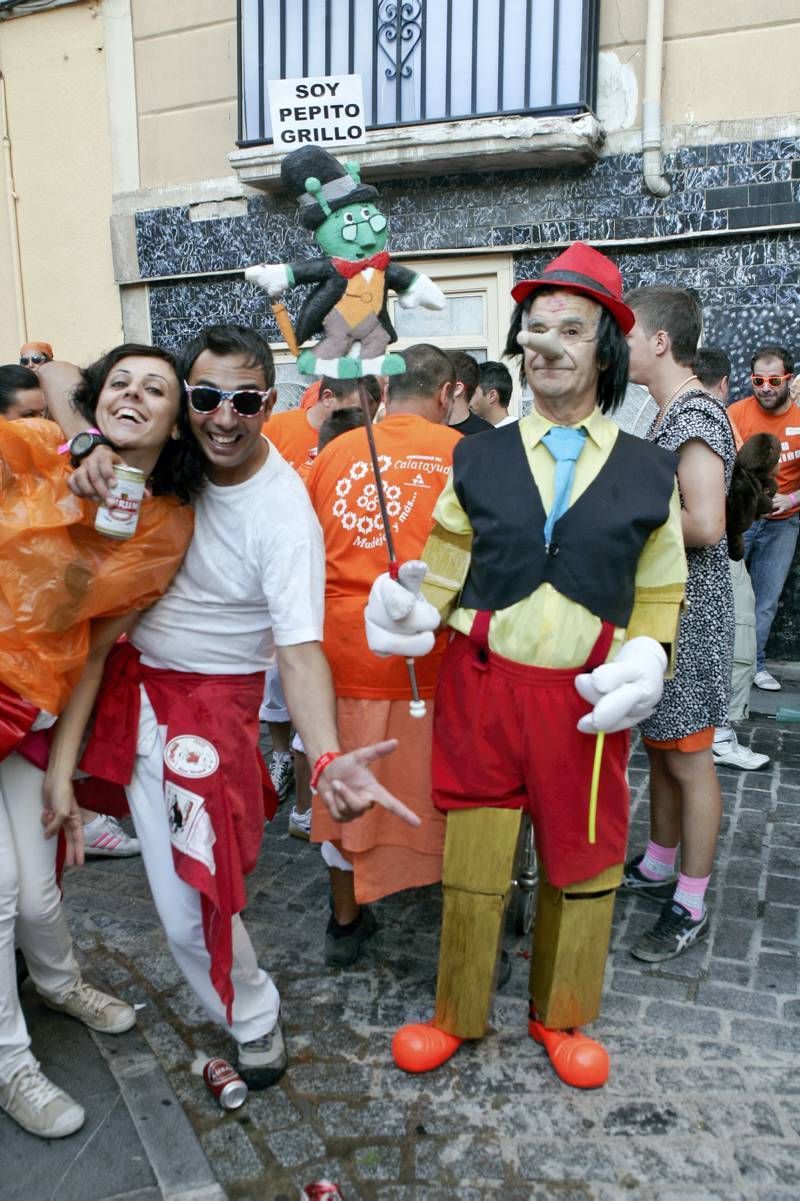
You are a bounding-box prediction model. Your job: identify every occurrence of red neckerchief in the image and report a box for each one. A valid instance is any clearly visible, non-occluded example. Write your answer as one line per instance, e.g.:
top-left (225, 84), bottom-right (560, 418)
top-left (331, 251), bottom-right (390, 278)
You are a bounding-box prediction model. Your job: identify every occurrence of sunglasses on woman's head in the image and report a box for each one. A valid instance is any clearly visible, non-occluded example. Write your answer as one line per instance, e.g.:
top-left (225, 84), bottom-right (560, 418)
top-left (751, 373), bottom-right (792, 389)
top-left (184, 383), bottom-right (271, 416)
top-left (20, 354), bottom-right (50, 367)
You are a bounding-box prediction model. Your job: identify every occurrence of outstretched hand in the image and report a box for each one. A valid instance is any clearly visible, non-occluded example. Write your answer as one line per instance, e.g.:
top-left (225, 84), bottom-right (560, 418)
top-left (315, 739), bottom-right (421, 827)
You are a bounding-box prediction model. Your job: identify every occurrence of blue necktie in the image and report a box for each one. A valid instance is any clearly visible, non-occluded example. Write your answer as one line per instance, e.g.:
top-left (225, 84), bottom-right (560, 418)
top-left (541, 426), bottom-right (588, 548)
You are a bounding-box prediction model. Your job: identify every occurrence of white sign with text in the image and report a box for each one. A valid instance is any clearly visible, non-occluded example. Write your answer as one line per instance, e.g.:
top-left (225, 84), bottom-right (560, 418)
top-left (268, 74), bottom-right (366, 149)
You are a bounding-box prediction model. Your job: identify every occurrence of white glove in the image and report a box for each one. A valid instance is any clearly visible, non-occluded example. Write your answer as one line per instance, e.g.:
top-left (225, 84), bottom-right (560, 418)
top-left (244, 263), bottom-right (290, 298)
top-left (574, 636), bottom-right (667, 734)
top-left (396, 274), bottom-right (446, 311)
top-left (364, 570), bottom-right (440, 658)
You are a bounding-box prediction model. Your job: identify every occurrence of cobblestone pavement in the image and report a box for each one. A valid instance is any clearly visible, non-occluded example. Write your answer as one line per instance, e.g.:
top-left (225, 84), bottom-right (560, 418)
top-left (14, 710), bottom-right (800, 1199)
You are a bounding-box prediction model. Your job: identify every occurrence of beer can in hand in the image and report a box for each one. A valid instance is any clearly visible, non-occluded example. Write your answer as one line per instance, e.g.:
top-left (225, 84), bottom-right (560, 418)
top-left (94, 464), bottom-right (145, 540)
top-left (202, 1058), bottom-right (248, 1110)
top-left (300, 1183), bottom-right (344, 1200)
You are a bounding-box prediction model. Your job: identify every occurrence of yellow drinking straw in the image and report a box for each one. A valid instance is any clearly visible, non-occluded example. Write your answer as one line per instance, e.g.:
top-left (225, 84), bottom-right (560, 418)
top-left (588, 731), bottom-right (605, 844)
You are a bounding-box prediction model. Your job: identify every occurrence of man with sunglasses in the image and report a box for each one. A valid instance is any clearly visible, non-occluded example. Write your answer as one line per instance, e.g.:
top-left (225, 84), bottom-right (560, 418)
top-left (728, 344), bottom-right (798, 691)
top-left (18, 341), bottom-right (53, 371)
top-left (68, 324), bottom-right (420, 1091)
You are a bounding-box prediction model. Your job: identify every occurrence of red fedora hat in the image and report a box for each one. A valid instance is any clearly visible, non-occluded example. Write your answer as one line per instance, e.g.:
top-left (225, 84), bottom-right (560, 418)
top-left (511, 242), bottom-right (635, 334)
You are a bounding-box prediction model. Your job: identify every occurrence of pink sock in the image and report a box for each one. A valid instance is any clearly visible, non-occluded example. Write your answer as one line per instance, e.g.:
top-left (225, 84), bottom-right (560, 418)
top-left (638, 840), bottom-right (678, 881)
top-left (672, 873), bottom-right (710, 920)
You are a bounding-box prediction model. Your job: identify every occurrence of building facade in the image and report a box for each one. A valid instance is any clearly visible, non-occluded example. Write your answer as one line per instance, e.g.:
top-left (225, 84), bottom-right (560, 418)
top-left (1, 0), bottom-right (799, 655)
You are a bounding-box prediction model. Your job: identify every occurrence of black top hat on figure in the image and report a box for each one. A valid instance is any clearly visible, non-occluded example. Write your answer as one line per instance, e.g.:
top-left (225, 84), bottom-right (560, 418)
top-left (281, 147), bottom-right (379, 230)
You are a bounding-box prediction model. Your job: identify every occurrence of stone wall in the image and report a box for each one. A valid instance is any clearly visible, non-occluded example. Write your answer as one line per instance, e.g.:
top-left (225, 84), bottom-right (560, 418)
top-left (136, 135), bottom-right (800, 659)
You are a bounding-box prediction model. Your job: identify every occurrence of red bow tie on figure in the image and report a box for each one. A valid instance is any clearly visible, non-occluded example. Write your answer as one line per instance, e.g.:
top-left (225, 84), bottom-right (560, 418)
top-left (331, 252), bottom-right (391, 278)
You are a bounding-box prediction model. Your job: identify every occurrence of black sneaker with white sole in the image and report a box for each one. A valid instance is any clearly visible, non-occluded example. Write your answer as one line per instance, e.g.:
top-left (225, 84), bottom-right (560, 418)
top-left (236, 1017), bottom-right (287, 1089)
top-left (630, 898), bottom-right (710, 963)
top-left (618, 853), bottom-right (677, 901)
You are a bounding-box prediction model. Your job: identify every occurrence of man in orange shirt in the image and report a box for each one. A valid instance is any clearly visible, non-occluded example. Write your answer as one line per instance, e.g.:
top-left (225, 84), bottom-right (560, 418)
top-left (306, 344), bottom-right (459, 966)
top-left (265, 376), bottom-right (379, 470)
top-left (728, 343), bottom-right (799, 692)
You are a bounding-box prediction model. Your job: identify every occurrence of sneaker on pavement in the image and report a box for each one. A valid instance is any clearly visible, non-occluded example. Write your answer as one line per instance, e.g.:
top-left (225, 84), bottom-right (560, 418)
top-left (269, 752), bottom-right (294, 805)
top-left (83, 813), bottom-right (140, 857)
top-left (618, 853), bottom-right (677, 901)
top-left (0, 1066), bottom-right (85, 1138)
top-left (288, 805), bottom-right (311, 840)
top-left (712, 733), bottom-right (770, 771)
top-left (630, 898), bottom-right (710, 963)
top-left (236, 1017), bottom-right (287, 1089)
top-left (44, 979), bottom-right (136, 1034)
top-left (325, 906), bottom-right (378, 968)
top-left (754, 670), bottom-right (781, 691)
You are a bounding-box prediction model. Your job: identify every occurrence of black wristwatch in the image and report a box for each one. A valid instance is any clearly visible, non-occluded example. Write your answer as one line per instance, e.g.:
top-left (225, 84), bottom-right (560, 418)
top-left (68, 429), bottom-right (113, 466)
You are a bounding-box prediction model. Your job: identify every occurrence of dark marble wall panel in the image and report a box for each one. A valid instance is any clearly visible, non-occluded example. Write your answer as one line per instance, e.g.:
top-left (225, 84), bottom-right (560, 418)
top-left (135, 137), bottom-right (800, 280)
top-left (148, 275), bottom-right (313, 354)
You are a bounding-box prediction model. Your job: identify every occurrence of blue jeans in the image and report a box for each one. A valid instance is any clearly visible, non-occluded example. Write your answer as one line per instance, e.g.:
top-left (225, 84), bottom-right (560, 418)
top-left (743, 513), bottom-right (799, 671)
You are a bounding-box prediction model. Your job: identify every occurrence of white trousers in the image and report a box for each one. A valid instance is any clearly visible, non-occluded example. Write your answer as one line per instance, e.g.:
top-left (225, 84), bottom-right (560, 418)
top-left (127, 690), bottom-right (279, 1044)
top-left (0, 754), bottom-right (81, 1085)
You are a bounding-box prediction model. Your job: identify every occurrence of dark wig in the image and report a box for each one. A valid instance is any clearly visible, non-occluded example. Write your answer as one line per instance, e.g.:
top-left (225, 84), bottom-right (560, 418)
top-left (72, 343), bottom-right (206, 504)
top-left (504, 296), bottom-right (629, 413)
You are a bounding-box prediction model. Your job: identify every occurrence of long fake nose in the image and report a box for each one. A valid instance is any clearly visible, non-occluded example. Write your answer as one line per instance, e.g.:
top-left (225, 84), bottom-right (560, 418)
top-left (517, 329), bottom-right (565, 360)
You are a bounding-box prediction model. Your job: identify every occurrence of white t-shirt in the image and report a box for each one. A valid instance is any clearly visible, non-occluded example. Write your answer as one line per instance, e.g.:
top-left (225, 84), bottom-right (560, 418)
top-left (133, 444), bottom-right (325, 673)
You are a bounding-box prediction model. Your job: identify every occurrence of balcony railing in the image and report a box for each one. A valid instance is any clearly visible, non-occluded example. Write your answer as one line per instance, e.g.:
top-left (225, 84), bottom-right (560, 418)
top-left (237, 0), bottom-right (599, 146)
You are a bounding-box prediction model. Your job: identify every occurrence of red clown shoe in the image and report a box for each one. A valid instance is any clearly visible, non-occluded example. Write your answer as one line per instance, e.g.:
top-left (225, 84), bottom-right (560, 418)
top-left (528, 1006), bottom-right (610, 1089)
top-left (391, 1022), bottom-right (463, 1073)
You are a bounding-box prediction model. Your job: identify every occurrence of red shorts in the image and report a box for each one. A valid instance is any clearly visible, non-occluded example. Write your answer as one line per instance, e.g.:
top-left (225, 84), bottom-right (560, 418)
top-left (432, 631), bottom-right (630, 889)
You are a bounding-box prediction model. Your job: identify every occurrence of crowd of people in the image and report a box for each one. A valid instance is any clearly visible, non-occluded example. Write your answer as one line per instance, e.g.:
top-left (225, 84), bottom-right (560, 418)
top-left (0, 240), bottom-right (795, 1138)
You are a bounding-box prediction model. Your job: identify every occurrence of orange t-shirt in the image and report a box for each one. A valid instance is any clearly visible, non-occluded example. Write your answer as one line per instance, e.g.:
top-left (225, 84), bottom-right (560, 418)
top-left (264, 408), bottom-right (319, 470)
top-left (306, 413), bottom-right (460, 698)
top-left (300, 380), bottom-right (321, 411)
top-left (0, 418), bottom-right (193, 713)
top-left (727, 395), bottom-right (800, 517)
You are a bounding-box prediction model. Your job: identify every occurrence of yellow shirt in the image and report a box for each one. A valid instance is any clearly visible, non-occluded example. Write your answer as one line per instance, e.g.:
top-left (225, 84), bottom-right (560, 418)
top-left (427, 407), bottom-right (686, 668)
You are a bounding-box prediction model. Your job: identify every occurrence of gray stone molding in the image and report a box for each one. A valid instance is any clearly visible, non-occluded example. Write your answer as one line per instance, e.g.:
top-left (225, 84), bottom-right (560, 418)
top-left (229, 112), bottom-right (605, 189)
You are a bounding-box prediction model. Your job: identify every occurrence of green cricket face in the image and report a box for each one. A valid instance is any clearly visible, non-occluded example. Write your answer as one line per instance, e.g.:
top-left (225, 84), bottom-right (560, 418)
top-left (314, 202), bottom-right (389, 259)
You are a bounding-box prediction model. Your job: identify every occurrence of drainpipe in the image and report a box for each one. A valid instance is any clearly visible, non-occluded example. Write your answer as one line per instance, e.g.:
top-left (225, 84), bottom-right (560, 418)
top-left (0, 70), bottom-right (27, 344)
top-left (642, 0), bottom-right (671, 197)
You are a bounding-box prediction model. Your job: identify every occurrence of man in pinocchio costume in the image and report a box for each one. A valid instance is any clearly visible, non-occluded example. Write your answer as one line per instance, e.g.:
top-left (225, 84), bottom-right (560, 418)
top-left (246, 147), bottom-right (445, 378)
top-left (366, 242), bottom-right (688, 1088)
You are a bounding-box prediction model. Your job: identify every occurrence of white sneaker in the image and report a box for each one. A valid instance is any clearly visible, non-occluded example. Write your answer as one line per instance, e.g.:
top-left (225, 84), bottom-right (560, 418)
top-left (269, 751), bottom-right (294, 804)
top-left (754, 670), bottom-right (781, 691)
top-left (236, 1017), bottom-right (287, 1089)
top-left (713, 733), bottom-right (770, 771)
top-left (0, 1066), bottom-right (84, 1138)
top-left (83, 813), bottom-right (140, 857)
top-left (288, 805), bottom-right (311, 841)
top-left (44, 979), bottom-right (136, 1034)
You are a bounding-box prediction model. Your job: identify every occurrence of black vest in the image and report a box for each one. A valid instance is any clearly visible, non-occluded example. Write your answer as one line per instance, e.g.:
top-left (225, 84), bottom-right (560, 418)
top-left (453, 421), bottom-right (678, 628)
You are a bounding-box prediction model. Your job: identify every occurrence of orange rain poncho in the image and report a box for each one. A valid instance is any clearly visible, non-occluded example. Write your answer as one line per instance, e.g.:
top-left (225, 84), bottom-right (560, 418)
top-left (0, 418), bottom-right (194, 714)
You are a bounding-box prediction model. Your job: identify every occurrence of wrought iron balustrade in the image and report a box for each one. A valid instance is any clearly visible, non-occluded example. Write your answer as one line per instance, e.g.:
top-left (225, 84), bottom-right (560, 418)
top-left (237, 0), bottom-right (599, 146)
